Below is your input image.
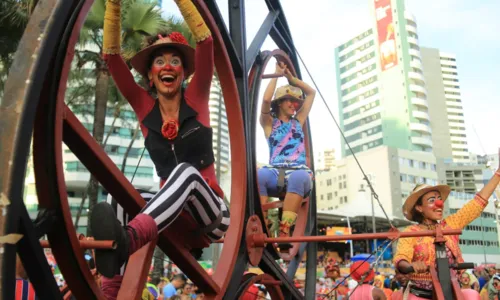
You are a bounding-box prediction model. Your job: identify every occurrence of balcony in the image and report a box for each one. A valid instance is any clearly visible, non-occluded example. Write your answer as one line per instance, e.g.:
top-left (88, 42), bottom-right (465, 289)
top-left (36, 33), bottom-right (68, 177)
top-left (410, 123), bottom-right (432, 134)
top-left (409, 84), bottom-right (427, 95)
top-left (408, 49), bottom-right (421, 58)
top-left (412, 136), bottom-right (433, 148)
top-left (406, 24), bottom-right (417, 34)
top-left (408, 71), bottom-right (425, 83)
top-left (413, 110), bottom-right (430, 121)
top-left (411, 97), bottom-right (428, 108)
top-left (407, 36), bottom-right (419, 46)
top-left (410, 60), bottom-right (423, 70)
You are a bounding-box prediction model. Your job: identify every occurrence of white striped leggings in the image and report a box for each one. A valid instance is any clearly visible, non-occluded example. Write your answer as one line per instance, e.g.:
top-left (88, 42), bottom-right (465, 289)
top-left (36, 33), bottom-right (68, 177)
top-left (107, 163), bottom-right (230, 247)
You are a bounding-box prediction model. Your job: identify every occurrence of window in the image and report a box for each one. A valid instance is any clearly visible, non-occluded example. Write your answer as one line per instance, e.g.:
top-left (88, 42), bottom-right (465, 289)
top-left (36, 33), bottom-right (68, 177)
top-left (339, 183), bottom-right (342, 189)
top-left (343, 182), bottom-right (346, 188)
top-left (327, 179), bottom-right (332, 186)
top-left (327, 193), bottom-right (333, 200)
top-left (321, 195), bottom-right (324, 200)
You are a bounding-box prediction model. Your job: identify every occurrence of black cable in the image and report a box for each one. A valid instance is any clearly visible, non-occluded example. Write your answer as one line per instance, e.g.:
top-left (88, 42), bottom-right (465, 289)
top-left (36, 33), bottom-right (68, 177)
top-left (272, 16), bottom-right (393, 227)
top-left (130, 147), bottom-right (146, 183)
top-left (319, 239), bottom-right (393, 300)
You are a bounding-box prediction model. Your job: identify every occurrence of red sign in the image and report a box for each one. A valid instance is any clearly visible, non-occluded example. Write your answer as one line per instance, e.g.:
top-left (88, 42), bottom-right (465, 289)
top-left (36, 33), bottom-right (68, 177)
top-left (374, 0), bottom-right (398, 71)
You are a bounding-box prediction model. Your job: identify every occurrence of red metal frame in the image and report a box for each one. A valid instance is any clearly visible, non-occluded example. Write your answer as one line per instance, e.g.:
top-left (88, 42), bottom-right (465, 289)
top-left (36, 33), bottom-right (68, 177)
top-left (30, 0), bottom-right (249, 298)
top-left (238, 273), bottom-right (285, 300)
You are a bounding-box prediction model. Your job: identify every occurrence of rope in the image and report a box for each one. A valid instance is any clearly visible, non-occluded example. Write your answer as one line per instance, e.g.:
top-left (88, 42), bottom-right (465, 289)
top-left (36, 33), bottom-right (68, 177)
top-left (130, 147), bottom-right (146, 183)
top-left (272, 16), bottom-right (393, 227)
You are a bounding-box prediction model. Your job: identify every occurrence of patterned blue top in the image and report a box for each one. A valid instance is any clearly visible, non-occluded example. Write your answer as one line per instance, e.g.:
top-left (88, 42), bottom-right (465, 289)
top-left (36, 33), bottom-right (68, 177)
top-left (267, 117), bottom-right (307, 167)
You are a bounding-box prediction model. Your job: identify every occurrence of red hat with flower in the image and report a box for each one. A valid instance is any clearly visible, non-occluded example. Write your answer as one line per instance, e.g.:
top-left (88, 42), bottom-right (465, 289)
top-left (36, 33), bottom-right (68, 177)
top-left (350, 261), bottom-right (375, 283)
top-left (131, 32), bottom-right (195, 79)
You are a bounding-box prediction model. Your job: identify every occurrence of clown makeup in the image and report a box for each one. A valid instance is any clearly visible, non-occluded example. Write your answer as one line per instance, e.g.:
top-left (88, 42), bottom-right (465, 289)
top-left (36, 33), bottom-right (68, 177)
top-left (278, 98), bottom-right (299, 118)
top-left (416, 191), bottom-right (444, 222)
top-left (148, 49), bottom-right (185, 98)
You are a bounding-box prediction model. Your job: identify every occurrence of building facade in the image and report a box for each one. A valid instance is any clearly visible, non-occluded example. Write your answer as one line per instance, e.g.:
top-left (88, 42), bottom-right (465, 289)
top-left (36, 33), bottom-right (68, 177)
top-left (335, 0), bottom-right (433, 158)
top-left (315, 148), bottom-right (336, 170)
top-left (421, 48), bottom-right (469, 162)
top-left (208, 76), bottom-right (230, 175)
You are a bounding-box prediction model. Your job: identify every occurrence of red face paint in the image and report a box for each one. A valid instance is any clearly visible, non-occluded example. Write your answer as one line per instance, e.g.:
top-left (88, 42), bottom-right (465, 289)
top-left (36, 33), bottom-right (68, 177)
top-left (293, 101), bottom-right (300, 111)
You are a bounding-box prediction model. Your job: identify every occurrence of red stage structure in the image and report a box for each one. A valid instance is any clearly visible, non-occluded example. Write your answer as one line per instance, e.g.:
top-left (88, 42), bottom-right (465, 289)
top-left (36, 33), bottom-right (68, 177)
top-left (0, 0), bottom-right (473, 299)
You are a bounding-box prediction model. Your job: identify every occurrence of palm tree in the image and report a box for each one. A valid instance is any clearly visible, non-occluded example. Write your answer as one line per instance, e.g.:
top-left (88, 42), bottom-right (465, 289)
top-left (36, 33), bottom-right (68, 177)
top-left (74, 0), bottom-right (167, 236)
top-left (0, 0), bottom-right (39, 96)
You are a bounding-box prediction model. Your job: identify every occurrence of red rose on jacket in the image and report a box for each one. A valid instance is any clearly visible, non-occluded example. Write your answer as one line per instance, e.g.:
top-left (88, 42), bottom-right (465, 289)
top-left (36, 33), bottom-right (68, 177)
top-left (161, 119), bottom-right (179, 140)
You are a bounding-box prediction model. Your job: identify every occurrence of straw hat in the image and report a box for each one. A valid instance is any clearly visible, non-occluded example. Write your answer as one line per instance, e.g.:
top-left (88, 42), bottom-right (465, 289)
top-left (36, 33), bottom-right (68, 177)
top-left (130, 32), bottom-right (195, 79)
top-left (272, 84), bottom-right (304, 103)
top-left (350, 261), bottom-right (374, 283)
top-left (402, 183), bottom-right (450, 222)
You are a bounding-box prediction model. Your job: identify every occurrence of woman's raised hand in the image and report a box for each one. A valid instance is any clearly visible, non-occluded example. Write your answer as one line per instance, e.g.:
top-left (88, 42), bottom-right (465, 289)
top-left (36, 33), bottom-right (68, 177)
top-left (275, 61), bottom-right (287, 75)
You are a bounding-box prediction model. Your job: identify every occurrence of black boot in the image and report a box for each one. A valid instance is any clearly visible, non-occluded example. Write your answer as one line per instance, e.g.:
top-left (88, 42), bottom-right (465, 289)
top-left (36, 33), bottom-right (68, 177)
top-left (90, 202), bottom-right (130, 278)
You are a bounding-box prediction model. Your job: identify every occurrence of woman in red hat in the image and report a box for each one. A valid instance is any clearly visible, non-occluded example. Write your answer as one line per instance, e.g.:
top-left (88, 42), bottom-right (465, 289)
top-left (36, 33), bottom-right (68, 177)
top-left (393, 153), bottom-right (500, 299)
top-left (89, 0), bottom-right (230, 299)
top-left (258, 62), bottom-right (316, 243)
top-left (349, 261), bottom-right (386, 300)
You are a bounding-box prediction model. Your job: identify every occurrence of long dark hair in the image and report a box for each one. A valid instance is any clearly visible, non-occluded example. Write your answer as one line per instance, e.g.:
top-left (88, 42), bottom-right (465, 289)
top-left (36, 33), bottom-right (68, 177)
top-left (411, 196), bottom-right (424, 223)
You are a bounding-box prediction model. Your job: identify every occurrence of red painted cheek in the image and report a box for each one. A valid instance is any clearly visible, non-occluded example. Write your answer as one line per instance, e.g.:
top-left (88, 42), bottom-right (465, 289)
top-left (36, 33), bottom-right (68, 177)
top-left (293, 102), bottom-right (300, 110)
top-left (151, 65), bottom-right (163, 76)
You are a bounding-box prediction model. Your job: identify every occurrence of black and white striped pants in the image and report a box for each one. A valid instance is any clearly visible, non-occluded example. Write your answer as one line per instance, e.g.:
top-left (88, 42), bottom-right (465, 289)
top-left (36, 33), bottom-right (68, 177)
top-left (107, 163), bottom-right (230, 243)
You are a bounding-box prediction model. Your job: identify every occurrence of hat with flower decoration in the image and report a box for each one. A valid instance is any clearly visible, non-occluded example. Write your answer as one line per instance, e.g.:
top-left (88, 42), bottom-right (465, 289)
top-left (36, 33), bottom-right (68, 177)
top-left (131, 32), bottom-right (195, 79)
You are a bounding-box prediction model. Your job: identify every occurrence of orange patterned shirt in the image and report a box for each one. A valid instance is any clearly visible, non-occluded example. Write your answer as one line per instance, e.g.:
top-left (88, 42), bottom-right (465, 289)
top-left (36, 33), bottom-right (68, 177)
top-left (393, 195), bottom-right (488, 283)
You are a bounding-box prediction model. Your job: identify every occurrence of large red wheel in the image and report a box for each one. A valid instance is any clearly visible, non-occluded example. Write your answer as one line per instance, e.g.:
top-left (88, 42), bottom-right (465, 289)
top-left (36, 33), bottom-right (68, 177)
top-left (1, 0), bottom-right (246, 299)
top-left (248, 49), bottom-right (314, 262)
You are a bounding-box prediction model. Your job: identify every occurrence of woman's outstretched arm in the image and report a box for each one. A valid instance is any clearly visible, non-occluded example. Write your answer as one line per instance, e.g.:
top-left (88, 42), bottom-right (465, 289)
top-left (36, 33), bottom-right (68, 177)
top-left (287, 70), bottom-right (316, 127)
top-left (102, 0), bottom-right (151, 120)
top-left (260, 62), bottom-right (285, 137)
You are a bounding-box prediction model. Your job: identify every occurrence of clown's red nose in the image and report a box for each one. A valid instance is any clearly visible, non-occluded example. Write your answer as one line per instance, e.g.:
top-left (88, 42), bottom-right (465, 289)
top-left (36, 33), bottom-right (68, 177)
top-left (435, 199), bottom-right (444, 209)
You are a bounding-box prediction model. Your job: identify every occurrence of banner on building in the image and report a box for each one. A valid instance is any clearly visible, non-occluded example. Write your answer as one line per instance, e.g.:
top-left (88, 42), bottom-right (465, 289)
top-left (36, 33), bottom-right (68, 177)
top-left (374, 0), bottom-right (398, 71)
top-left (326, 226), bottom-right (352, 243)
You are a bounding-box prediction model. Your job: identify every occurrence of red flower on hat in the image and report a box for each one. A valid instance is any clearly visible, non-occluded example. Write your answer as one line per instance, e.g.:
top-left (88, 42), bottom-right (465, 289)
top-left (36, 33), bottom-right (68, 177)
top-left (161, 119), bottom-right (179, 140)
top-left (168, 32), bottom-right (189, 45)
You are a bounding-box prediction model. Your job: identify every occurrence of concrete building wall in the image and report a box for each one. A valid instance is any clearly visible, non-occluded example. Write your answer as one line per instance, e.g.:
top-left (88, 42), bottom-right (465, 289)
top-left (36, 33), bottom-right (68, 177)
top-left (421, 47), bottom-right (454, 161)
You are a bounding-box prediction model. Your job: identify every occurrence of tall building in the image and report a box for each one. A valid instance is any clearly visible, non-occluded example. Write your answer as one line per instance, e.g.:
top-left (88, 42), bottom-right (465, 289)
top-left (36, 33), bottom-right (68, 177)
top-left (421, 48), bottom-right (469, 162)
top-left (208, 76), bottom-right (230, 175)
top-left (335, 0), bottom-right (433, 158)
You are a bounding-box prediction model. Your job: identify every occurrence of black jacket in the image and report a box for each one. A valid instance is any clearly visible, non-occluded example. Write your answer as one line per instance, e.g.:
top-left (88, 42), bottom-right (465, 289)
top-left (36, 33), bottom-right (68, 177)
top-left (142, 99), bottom-right (214, 179)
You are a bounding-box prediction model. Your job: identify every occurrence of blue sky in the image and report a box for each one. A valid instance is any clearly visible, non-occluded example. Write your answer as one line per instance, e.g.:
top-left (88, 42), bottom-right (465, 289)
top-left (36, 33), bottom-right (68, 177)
top-left (161, 0), bottom-right (500, 162)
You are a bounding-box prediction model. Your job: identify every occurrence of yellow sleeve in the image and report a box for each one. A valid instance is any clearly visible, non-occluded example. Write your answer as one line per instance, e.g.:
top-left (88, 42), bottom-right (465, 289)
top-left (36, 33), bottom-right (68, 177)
top-left (393, 226), bottom-right (417, 266)
top-left (102, 0), bottom-right (121, 54)
top-left (445, 195), bottom-right (488, 229)
top-left (175, 0), bottom-right (211, 42)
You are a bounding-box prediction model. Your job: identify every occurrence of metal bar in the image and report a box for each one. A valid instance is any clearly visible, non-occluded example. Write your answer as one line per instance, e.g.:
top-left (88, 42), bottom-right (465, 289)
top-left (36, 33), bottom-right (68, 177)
top-left (245, 11), bottom-right (279, 71)
top-left (263, 229), bottom-right (462, 243)
top-left (18, 204), bottom-right (63, 299)
top-left (204, 0), bottom-right (243, 77)
top-left (117, 240), bottom-right (156, 300)
top-left (40, 240), bottom-right (116, 249)
top-left (261, 73), bottom-right (284, 79)
top-left (260, 251), bottom-right (303, 300)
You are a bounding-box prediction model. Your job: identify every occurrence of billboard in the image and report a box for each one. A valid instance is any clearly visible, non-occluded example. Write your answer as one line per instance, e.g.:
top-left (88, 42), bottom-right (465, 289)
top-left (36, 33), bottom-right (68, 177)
top-left (374, 0), bottom-right (398, 71)
top-left (326, 226), bottom-right (352, 243)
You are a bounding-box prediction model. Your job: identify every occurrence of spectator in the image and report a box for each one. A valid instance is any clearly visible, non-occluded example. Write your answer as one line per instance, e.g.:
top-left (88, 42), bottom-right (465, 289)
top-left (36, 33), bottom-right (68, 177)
top-left (163, 274), bottom-right (187, 298)
top-left (15, 255), bottom-right (38, 300)
top-left (180, 283), bottom-right (193, 300)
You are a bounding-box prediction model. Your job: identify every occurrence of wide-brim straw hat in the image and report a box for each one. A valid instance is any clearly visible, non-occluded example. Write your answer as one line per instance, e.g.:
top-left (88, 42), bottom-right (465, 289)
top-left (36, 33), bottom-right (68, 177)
top-left (402, 183), bottom-right (451, 222)
top-left (130, 33), bottom-right (195, 79)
